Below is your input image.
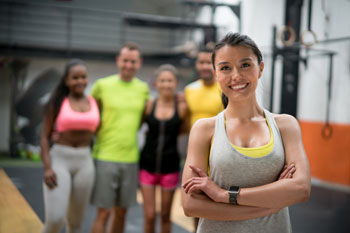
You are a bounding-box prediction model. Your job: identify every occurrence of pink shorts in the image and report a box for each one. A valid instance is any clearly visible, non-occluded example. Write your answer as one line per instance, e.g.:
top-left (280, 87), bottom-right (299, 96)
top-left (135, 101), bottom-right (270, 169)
top-left (139, 169), bottom-right (179, 190)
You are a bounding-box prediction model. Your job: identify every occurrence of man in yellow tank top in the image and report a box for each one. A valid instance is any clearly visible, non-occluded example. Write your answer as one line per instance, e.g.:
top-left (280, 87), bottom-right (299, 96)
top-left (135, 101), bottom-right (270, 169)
top-left (185, 48), bottom-right (224, 127)
top-left (184, 47), bottom-right (224, 232)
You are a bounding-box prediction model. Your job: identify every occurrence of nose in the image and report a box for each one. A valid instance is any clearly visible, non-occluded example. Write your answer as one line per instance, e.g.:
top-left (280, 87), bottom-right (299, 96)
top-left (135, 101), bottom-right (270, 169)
top-left (204, 63), bottom-right (212, 70)
top-left (230, 67), bottom-right (241, 81)
top-left (126, 61), bottom-right (133, 69)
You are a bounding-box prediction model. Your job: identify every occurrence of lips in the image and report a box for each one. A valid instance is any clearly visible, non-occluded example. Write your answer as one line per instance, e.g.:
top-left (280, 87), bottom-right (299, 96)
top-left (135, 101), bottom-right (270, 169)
top-left (229, 83), bottom-right (249, 91)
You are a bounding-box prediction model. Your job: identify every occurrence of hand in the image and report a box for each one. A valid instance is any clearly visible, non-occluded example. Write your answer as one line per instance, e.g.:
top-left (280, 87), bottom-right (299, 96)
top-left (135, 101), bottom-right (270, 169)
top-left (182, 165), bottom-right (227, 203)
top-left (44, 168), bottom-right (57, 189)
top-left (176, 92), bottom-right (186, 103)
top-left (278, 163), bottom-right (296, 180)
top-left (51, 131), bottom-right (60, 142)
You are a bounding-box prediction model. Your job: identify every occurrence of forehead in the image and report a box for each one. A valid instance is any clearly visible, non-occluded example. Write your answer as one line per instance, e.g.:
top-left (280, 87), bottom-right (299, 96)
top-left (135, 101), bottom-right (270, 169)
top-left (119, 47), bottom-right (141, 59)
top-left (196, 52), bottom-right (212, 61)
top-left (157, 70), bottom-right (176, 79)
top-left (215, 45), bottom-right (256, 63)
top-left (69, 64), bottom-right (86, 73)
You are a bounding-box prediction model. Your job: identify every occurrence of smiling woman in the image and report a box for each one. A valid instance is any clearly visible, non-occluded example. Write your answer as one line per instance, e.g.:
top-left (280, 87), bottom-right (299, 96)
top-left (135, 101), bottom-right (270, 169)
top-left (181, 33), bottom-right (311, 233)
top-left (139, 64), bottom-right (188, 233)
top-left (40, 59), bottom-right (99, 233)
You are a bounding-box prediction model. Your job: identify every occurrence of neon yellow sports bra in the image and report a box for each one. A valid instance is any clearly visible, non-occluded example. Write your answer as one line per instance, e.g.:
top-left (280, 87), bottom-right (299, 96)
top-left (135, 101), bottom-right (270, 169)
top-left (231, 118), bottom-right (274, 158)
top-left (220, 114), bottom-right (274, 158)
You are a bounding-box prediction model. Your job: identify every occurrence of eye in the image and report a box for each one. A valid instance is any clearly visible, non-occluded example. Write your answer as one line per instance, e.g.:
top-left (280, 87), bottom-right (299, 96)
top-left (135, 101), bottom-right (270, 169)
top-left (241, 63), bottom-right (250, 68)
top-left (220, 66), bottom-right (230, 71)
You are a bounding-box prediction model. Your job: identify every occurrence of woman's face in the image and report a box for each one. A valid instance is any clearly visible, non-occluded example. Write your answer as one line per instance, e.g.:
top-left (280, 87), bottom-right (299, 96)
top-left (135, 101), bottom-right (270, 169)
top-left (65, 64), bottom-right (88, 96)
top-left (214, 45), bottom-right (264, 102)
top-left (156, 70), bottom-right (177, 97)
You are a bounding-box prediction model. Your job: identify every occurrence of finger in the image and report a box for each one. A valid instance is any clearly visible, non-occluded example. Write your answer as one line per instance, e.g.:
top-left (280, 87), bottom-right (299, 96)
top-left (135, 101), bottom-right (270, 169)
top-left (46, 180), bottom-right (54, 189)
top-left (52, 174), bottom-right (57, 186)
top-left (186, 179), bottom-right (205, 193)
top-left (185, 181), bottom-right (197, 193)
top-left (188, 184), bottom-right (204, 194)
top-left (279, 165), bottom-right (289, 179)
top-left (182, 178), bottom-right (192, 189)
top-left (183, 177), bottom-right (202, 190)
top-left (280, 164), bottom-right (295, 179)
top-left (290, 167), bottom-right (296, 174)
top-left (189, 165), bottom-right (208, 177)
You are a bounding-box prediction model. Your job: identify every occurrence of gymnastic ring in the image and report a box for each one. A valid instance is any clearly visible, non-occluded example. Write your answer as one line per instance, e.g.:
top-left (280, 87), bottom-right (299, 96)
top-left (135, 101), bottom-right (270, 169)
top-left (300, 30), bottom-right (317, 48)
top-left (321, 123), bottom-right (333, 139)
top-left (278, 26), bottom-right (296, 47)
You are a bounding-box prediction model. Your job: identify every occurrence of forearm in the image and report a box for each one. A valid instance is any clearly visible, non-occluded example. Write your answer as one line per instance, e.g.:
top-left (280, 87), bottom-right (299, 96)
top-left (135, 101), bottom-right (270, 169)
top-left (182, 192), bottom-right (277, 221)
top-left (237, 177), bottom-right (310, 209)
top-left (40, 138), bottom-right (52, 170)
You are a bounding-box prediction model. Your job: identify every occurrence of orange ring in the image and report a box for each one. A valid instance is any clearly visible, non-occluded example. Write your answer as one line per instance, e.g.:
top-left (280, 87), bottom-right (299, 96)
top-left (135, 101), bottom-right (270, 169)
top-left (278, 26), bottom-right (296, 47)
top-left (300, 30), bottom-right (317, 48)
top-left (321, 123), bottom-right (333, 139)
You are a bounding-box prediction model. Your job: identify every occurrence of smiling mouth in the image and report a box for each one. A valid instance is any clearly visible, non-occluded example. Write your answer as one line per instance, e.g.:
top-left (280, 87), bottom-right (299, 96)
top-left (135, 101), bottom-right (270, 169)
top-left (230, 83), bottom-right (249, 91)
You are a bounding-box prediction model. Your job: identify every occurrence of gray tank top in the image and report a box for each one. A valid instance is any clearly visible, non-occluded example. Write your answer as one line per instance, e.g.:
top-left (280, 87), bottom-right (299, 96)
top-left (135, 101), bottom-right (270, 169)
top-left (197, 109), bottom-right (292, 233)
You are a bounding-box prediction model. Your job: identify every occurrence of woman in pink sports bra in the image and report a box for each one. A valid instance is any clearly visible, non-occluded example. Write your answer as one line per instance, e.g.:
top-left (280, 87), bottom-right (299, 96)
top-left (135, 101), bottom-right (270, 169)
top-left (40, 59), bottom-right (99, 233)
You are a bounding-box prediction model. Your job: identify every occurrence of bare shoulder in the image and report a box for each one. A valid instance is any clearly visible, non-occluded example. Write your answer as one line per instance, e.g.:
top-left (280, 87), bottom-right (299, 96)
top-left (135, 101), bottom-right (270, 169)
top-left (272, 113), bottom-right (301, 135)
top-left (190, 116), bottom-right (216, 139)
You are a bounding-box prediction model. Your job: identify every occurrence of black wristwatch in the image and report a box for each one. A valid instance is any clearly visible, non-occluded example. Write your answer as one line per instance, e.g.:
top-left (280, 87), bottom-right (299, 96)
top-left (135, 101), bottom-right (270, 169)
top-left (228, 186), bottom-right (240, 205)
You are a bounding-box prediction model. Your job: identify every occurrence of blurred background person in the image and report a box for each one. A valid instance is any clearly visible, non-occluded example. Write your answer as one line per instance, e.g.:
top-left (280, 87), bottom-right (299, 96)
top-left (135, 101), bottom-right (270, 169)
top-left (40, 59), bottom-right (99, 233)
top-left (139, 64), bottom-right (188, 233)
top-left (90, 43), bottom-right (150, 233)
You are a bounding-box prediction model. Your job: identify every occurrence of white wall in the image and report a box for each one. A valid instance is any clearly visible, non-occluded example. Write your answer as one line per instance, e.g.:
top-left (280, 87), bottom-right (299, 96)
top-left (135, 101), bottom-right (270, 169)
top-left (210, 0), bottom-right (350, 124)
top-left (297, 0), bottom-right (350, 123)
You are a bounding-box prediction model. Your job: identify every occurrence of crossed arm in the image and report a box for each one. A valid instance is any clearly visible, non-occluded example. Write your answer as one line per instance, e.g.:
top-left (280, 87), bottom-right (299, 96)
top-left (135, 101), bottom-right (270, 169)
top-left (181, 114), bottom-right (310, 220)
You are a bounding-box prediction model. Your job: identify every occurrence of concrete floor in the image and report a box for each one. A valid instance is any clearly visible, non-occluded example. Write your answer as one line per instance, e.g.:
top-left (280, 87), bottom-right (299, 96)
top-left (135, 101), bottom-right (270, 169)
top-left (1, 164), bottom-right (350, 233)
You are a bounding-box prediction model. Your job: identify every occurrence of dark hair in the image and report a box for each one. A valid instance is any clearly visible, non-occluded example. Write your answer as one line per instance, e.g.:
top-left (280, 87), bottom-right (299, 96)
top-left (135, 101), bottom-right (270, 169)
top-left (211, 33), bottom-right (263, 108)
top-left (154, 64), bottom-right (178, 78)
top-left (198, 46), bottom-right (213, 54)
top-left (45, 59), bottom-right (85, 119)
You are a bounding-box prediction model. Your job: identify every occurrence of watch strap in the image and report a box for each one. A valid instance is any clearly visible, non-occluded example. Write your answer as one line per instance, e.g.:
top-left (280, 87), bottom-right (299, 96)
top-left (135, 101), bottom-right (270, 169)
top-left (228, 186), bottom-right (240, 205)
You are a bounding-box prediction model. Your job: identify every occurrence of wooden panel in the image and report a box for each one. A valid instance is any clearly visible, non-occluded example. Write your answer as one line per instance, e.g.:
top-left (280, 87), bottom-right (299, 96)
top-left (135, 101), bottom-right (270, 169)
top-left (0, 169), bottom-right (43, 233)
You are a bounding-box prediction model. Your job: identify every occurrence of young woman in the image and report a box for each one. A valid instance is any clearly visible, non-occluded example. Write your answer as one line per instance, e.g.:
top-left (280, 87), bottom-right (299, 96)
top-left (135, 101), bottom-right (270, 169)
top-left (139, 64), bottom-right (187, 233)
top-left (40, 59), bottom-right (99, 233)
top-left (181, 33), bottom-right (311, 233)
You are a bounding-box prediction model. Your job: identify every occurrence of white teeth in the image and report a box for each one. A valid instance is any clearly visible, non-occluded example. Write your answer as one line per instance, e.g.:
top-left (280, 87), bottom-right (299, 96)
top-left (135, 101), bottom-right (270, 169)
top-left (231, 84), bottom-right (247, 90)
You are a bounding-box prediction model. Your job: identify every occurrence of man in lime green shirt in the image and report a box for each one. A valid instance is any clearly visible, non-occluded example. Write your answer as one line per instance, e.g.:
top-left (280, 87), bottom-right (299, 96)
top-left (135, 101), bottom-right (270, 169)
top-left (90, 43), bottom-right (149, 233)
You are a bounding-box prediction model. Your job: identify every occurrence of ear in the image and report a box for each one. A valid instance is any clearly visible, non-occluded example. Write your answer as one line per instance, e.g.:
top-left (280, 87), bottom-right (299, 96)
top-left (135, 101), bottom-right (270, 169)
top-left (258, 61), bottom-right (264, 79)
top-left (139, 57), bottom-right (143, 67)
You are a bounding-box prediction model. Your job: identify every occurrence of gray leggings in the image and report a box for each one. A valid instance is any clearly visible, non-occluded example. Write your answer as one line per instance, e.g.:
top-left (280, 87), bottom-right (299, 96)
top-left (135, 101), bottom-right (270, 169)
top-left (42, 144), bottom-right (95, 233)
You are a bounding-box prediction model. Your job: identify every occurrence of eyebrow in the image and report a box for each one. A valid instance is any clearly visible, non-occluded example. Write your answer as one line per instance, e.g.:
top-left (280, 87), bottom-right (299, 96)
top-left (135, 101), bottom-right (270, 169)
top-left (217, 61), bottom-right (230, 66)
top-left (239, 58), bottom-right (253, 62)
top-left (217, 58), bottom-right (253, 66)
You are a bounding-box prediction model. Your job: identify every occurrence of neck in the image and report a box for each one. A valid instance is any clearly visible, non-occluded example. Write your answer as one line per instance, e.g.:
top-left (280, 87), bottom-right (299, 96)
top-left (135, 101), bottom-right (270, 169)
top-left (119, 74), bottom-right (133, 82)
top-left (158, 94), bottom-right (174, 103)
top-left (225, 97), bottom-right (263, 121)
top-left (68, 92), bottom-right (85, 100)
top-left (201, 78), bottom-right (215, 86)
